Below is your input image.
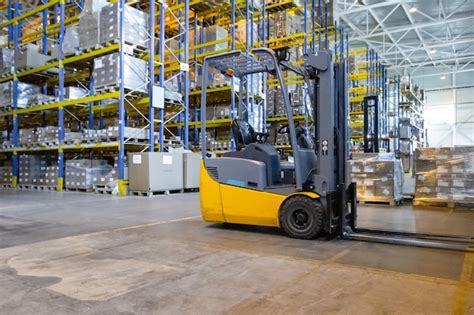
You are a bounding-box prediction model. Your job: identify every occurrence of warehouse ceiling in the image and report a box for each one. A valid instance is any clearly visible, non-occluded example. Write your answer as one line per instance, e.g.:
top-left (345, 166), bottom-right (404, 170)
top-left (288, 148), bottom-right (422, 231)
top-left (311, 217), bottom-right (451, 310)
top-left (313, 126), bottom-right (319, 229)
top-left (336, 0), bottom-right (474, 77)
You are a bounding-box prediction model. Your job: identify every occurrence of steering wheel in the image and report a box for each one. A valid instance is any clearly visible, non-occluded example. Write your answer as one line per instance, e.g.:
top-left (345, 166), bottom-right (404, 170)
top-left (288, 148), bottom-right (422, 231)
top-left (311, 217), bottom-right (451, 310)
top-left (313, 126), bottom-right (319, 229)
top-left (277, 121), bottom-right (300, 134)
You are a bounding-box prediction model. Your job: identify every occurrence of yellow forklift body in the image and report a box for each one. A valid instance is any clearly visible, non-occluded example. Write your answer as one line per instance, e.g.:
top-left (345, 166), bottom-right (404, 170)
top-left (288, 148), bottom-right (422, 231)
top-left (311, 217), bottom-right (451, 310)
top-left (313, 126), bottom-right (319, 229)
top-left (200, 162), bottom-right (319, 227)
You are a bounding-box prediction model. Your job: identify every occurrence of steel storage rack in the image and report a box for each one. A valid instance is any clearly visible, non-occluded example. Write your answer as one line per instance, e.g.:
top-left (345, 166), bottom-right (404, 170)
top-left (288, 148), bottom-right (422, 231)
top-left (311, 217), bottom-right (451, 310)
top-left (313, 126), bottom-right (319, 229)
top-left (388, 75), bottom-right (426, 173)
top-left (161, 0), bottom-right (351, 156)
top-left (0, 0), bottom-right (160, 195)
top-left (348, 47), bottom-right (388, 153)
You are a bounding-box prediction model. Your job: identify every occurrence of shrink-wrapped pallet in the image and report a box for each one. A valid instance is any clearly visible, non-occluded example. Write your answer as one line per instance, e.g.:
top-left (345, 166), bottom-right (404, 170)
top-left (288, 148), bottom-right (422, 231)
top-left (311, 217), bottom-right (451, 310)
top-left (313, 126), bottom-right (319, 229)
top-left (414, 146), bottom-right (474, 206)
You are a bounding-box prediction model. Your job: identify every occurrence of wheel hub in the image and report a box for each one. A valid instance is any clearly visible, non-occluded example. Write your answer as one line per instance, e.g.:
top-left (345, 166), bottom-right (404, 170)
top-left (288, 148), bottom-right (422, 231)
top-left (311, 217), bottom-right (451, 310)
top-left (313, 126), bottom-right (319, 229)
top-left (293, 210), bottom-right (309, 228)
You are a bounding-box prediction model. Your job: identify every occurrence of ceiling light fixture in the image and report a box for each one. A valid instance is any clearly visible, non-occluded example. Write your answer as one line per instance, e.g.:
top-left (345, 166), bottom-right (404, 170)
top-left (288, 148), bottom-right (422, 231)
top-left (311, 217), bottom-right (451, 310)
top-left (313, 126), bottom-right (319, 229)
top-left (408, 6), bottom-right (417, 13)
top-left (440, 75), bottom-right (447, 80)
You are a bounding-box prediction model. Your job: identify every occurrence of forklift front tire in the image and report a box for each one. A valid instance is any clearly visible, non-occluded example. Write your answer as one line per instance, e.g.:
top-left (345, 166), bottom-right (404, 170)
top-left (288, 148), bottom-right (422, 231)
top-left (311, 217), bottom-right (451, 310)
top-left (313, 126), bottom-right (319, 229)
top-left (279, 196), bottom-right (323, 239)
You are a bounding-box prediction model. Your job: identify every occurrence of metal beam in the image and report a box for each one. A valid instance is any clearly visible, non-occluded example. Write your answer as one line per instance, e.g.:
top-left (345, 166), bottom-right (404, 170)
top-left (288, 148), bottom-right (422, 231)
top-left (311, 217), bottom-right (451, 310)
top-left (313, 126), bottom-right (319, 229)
top-left (350, 16), bottom-right (474, 41)
top-left (337, 0), bottom-right (410, 16)
top-left (389, 55), bottom-right (474, 68)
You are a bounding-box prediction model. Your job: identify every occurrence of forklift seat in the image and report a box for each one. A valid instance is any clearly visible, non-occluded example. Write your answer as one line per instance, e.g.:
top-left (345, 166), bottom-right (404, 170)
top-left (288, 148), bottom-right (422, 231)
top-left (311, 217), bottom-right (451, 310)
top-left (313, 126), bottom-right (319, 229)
top-left (231, 119), bottom-right (269, 151)
top-left (225, 119), bottom-right (317, 187)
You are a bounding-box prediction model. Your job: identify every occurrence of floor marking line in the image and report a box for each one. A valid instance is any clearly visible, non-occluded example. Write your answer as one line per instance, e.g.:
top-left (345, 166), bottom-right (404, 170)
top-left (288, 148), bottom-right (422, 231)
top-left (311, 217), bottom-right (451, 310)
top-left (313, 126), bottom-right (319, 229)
top-left (325, 248), bottom-right (352, 263)
top-left (109, 216), bottom-right (201, 232)
top-left (452, 252), bottom-right (474, 315)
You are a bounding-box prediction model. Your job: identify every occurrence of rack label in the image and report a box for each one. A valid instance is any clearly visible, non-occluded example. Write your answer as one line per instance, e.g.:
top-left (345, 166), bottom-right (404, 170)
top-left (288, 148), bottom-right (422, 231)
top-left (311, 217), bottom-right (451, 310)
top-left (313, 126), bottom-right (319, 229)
top-left (132, 154), bottom-right (142, 165)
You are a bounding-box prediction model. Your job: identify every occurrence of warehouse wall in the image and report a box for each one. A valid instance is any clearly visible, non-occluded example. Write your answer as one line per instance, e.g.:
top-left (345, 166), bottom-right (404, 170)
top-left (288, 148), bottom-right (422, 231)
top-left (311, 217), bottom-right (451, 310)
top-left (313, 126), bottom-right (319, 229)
top-left (413, 69), bottom-right (474, 147)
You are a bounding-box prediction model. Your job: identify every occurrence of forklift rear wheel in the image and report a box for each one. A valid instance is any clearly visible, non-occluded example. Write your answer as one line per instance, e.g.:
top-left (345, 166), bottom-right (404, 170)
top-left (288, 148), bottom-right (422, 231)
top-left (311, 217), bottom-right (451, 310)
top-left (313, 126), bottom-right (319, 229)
top-left (279, 196), bottom-right (323, 239)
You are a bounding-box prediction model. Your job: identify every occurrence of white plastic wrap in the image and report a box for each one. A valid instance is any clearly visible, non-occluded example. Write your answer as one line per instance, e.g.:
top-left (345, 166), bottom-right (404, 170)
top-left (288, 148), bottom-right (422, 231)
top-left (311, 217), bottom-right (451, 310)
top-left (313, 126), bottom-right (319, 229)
top-left (348, 153), bottom-right (404, 202)
top-left (414, 146), bottom-right (474, 205)
top-left (65, 159), bottom-right (112, 190)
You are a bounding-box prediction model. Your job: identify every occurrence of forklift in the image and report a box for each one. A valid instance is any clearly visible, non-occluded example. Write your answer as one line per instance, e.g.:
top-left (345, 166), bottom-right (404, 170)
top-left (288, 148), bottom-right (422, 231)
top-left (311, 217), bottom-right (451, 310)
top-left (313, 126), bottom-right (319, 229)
top-left (199, 48), bottom-right (474, 251)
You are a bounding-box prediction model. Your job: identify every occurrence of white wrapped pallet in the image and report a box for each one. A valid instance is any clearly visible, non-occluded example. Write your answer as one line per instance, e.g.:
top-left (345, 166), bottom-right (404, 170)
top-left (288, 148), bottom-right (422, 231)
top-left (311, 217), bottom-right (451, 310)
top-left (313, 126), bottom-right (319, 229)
top-left (348, 153), bottom-right (404, 205)
top-left (414, 146), bottom-right (474, 207)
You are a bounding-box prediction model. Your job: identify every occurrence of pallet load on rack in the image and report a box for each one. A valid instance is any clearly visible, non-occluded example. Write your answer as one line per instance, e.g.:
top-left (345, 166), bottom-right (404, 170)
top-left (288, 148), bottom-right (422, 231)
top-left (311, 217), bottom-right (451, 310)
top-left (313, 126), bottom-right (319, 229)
top-left (269, 11), bottom-right (302, 38)
top-left (202, 25), bottom-right (228, 53)
top-left (93, 53), bottom-right (148, 93)
top-left (78, 0), bottom-right (109, 50)
top-left (0, 47), bottom-right (13, 75)
top-left (413, 147), bottom-right (474, 208)
top-left (0, 162), bottom-right (13, 187)
top-left (92, 156), bottom-right (129, 195)
top-left (65, 159), bottom-right (115, 192)
top-left (201, 130), bottom-right (232, 152)
top-left (0, 82), bottom-right (41, 110)
top-left (348, 153), bottom-right (403, 205)
top-left (18, 155), bottom-right (58, 189)
top-left (100, 3), bottom-right (149, 49)
top-left (15, 43), bottom-right (51, 70)
top-left (51, 25), bottom-right (80, 58)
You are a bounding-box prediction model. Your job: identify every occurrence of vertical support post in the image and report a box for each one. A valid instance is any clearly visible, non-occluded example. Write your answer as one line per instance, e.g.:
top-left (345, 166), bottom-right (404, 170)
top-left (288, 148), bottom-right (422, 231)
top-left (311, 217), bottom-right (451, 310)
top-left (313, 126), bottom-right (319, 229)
top-left (396, 75), bottom-right (400, 154)
top-left (57, 0), bottom-right (65, 191)
top-left (244, 0), bottom-right (250, 121)
top-left (303, 0), bottom-right (308, 53)
top-left (183, 0), bottom-right (189, 148)
top-left (230, 0), bottom-right (236, 150)
top-left (193, 16), bottom-right (198, 143)
top-left (117, 0), bottom-right (126, 195)
top-left (261, 0), bottom-right (266, 133)
top-left (334, 21), bottom-right (337, 60)
top-left (11, 0), bottom-right (19, 188)
top-left (324, 2), bottom-right (328, 50)
top-left (317, 0), bottom-right (321, 49)
top-left (148, 0), bottom-right (155, 151)
top-left (88, 75), bottom-right (94, 129)
top-left (311, 0), bottom-right (315, 52)
top-left (41, 0), bottom-right (48, 129)
top-left (158, 1), bottom-right (165, 152)
top-left (340, 27), bottom-right (343, 61)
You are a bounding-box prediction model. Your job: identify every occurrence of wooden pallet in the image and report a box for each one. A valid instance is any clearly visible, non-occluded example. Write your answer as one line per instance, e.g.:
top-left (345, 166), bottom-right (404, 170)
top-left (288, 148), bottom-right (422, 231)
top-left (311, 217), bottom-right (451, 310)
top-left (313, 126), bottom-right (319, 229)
top-left (65, 187), bottom-right (94, 193)
top-left (358, 198), bottom-right (403, 206)
top-left (95, 85), bottom-right (146, 96)
top-left (413, 199), bottom-right (474, 209)
top-left (107, 137), bottom-right (149, 145)
top-left (94, 187), bottom-right (114, 195)
top-left (184, 188), bottom-right (199, 193)
top-left (129, 189), bottom-right (183, 197)
top-left (32, 185), bottom-right (56, 191)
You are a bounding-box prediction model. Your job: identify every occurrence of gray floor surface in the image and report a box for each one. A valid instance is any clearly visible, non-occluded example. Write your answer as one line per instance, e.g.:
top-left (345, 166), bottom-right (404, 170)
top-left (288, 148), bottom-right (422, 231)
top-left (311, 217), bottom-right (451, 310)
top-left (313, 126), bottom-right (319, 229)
top-left (0, 189), bottom-right (473, 314)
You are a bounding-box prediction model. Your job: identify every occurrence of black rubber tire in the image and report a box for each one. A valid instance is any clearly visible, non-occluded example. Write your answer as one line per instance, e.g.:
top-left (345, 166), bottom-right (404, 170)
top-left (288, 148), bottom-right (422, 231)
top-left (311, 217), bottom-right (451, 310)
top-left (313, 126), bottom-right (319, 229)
top-left (279, 196), bottom-right (323, 239)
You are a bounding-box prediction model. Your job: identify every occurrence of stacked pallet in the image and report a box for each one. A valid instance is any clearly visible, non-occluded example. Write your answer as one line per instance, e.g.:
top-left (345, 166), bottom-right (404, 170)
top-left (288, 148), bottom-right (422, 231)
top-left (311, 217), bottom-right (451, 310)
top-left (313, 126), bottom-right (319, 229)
top-left (414, 147), bottom-right (474, 208)
top-left (348, 153), bottom-right (403, 205)
top-left (18, 155), bottom-right (57, 188)
top-left (65, 159), bottom-right (113, 192)
top-left (0, 163), bottom-right (13, 187)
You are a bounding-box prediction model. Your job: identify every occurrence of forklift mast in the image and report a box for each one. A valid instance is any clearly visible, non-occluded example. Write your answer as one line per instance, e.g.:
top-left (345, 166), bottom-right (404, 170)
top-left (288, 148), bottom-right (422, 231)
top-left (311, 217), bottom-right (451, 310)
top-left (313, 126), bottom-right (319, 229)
top-left (303, 51), bottom-right (337, 194)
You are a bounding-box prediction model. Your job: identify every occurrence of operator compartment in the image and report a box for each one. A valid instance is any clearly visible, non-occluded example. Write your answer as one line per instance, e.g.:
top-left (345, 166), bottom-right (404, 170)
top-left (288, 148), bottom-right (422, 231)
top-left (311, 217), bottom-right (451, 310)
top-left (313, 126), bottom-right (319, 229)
top-left (205, 119), bottom-right (317, 190)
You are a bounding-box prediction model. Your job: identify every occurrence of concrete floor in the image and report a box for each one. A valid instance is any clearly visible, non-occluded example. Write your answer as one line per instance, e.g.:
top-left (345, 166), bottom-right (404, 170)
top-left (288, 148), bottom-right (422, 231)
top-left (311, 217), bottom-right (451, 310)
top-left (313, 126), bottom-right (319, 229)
top-left (0, 189), bottom-right (473, 314)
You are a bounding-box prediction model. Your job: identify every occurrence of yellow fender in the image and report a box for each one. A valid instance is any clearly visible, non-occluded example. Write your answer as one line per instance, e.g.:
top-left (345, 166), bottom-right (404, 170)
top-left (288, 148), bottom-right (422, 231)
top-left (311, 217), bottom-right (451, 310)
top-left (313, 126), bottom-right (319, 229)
top-left (200, 161), bottom-right (319, 227)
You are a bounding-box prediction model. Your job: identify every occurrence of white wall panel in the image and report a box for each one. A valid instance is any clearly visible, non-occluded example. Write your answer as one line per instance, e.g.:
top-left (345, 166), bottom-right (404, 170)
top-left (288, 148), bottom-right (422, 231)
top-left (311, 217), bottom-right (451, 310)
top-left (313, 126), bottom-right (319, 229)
top-left (422, 76), bottom-right (474, 147)
top-left (455, 123), bottom-right (474, 146)
top-left (456, 87), bottom-right (474, 103)
top-left (426, 123), bottom-right (453, 147)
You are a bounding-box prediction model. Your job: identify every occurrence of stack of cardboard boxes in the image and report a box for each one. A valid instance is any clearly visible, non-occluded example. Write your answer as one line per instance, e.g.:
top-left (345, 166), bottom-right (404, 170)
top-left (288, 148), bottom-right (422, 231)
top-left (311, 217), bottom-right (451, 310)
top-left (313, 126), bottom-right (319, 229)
top-left (414, 147), bottom-right (474, 206)
top-left (65, 159), bottom-right (113, 190)
top-left (348, 153), bottom-right (403, 204)
top-left (18, 155), bottom-right (57, 187)
top-left (0, 162), bottom-right (13, 186)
